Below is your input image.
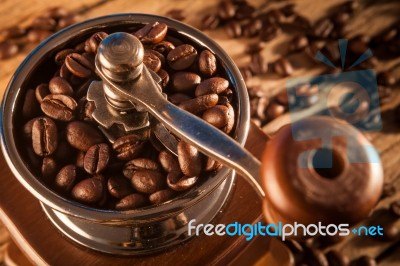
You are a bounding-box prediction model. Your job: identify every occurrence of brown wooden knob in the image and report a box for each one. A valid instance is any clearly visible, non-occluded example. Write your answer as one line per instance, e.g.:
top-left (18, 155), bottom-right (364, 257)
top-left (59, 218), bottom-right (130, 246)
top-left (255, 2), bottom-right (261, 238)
top-left (261, 116), bottom-right (383, 226)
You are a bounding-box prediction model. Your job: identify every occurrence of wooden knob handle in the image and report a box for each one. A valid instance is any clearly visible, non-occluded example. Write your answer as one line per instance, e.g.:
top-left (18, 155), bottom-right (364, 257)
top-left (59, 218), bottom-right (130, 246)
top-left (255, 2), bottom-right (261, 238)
top-left (261, 116), bottom-right (383, 226)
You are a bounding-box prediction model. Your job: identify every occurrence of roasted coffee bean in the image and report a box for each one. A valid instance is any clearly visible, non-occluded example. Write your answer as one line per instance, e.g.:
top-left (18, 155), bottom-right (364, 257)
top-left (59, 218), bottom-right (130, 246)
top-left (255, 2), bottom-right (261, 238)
top-left (235, 2), bottom-right (255, 19)
top-left (256, 97), bottom-right (269, 121)
top-left (48, 76), bottom-right (73, 96)
top-left (389, 200), bottom-right (400, 217)
top-left (259, 25), bottom-right (281, 42)
top-left (293, 15), bottom-right (312, 30)
top-left (267, 102), bottom-right (285, 120)
top-left (31, 16), bottom-right (56, 31)
top-left (41, 94), bottom-right (77, 121)
top-left (195, 77), bottom-right (228, 97)
top-left (167, 171), bottom-right (198, 191)
top-left (202, 105), bottom-right (231, 129)
top-left (242, 19), bottom-right (262, 37)
top-left (83, 143), bottom-right (110, 174)
top-left (143, 49), bottom-right (162, 72)
top-left (22, 89), bottom-right (41, 119)
top-left (198, 50), bottom-right (217, 77)
top-left (340, 0), bottom-right (359, 13)
top-left (65, 53), bottom-right (94, 78)
top-left (134, 22), bottom-right (168, 44)
top-left (169, 93), bottom-right (191, 105)
top-left (131, 169), bottom-right (165, 194)
top-left (218, 1), bottom-right (236, 20)
top-left (280, 3), bottom-right (296, 17)
top-left (273, 57), bottom-right (293, 77)
top-left (0, 26), bottom-right (26, 39)
top-left (55, 164), bottom-right (78, 192)
top-left (159, 150), bottom-right (180, 173)
top-left (43, 6), bottom-right (69, 19)
top-left (205, 158), bottom-right (222, 172)
top-left (72, 177), bottom-right (104, 204)
top-left (250, 53), bottom-right (268, 75)
top-left (350, 255), bottom-right (376, 266)
top-left (378, 71), bottom-right (396, 86)
top-left (42, 157), bottom-right (58, 181)
top-left (66, 121), bottom-right (104, 151)
top-left (34, 83), bottom-right (50, 103)
top-left (157, 68), bottom-right (170, 88)
top-left (200, 14), bottom-right (220, 30)
top-left (177, 141), bottom-right (202, 177)
top-left (85, 32), bottom-right (108, 54)
top-left (27, 29), bottom-right (52, 43)
top-left (167, 44), bottom-right (197, 70)
top-left (289, 35), bottom-right (309, 53)
top-left (179, 94), bottom-right (219, 114)
top-left (149, 189), bottom-right (176, 204)
top-left (107, 176), bottom-right (133, 199)
top-left (59, 62), bottom-right (72, 79)
top-left (57, 15), bottom-right (78, 30)
top-left (77, 98), bottom-right (95, 122)
top-left (54, 49), bottom-right (75, 66)
top-left (152, 41), bottom-right (175, 55)
top-left (32, 117), bottom-right (58, 156)
top-left (165, 9), bottom-right (186, 21)
top-left (245, 42), bottom-right (266, 54)
top-left (0, 41), bottom-right (19, 59)
top-left (123, 158), bottom-right (160, 178)
top-left (171, 72), bottom-right (201, 92)
top-left (112, 134), bottom-right (146, 161)
top-left (225, 21), bottom-right (242, 38)
top-left (326, 250), bottom-right (349, 266)
top-left (115, 193), bottom-right (147, 210)
top-left (313, 18), bottom-right (334, 38)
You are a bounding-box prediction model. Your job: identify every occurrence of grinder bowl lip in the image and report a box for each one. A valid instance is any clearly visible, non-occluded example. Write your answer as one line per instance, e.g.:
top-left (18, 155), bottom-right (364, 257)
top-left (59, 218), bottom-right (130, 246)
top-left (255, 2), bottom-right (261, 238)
top-left (0, 13), bottom-right (250, 223)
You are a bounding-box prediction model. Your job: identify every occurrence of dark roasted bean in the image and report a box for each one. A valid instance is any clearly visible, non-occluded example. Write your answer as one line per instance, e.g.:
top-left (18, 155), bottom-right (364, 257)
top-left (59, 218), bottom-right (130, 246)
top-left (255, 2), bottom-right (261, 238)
top-left (57, 15), bottom-right (78, 29)
top-left (131, 169), bottom-right (165, 194)
top-left (165, 9), bottom-right (186, 21)
top-left (85, 32), bottom-right (108, 54)
top-left (23, 117), bottom-right (39, 140)
top-left (41, 94), bottom-right (77, 121)
top-left (53, 141), bottom-right (76, 165)
top-left (27, 29), bottom-right (52, 43)
top-left (31, 16), bottom-right (56, 31)
top-left (200, 14), bottom-right (220, 30)
top-left (143, 49), bottom-right (162, 72)
top-left (66, 121), bottom-right (104, 151)
top-left (202, 105), bottom-right (230, 129)
top-left (289, 35), bottom-right (309, 53)
top-left (326, 250), bottom-right (349, 266)
top-left (179, 94), bottom-right (219, 114)
top-left (32, 117), bottom-right (58, 156)
top-left (49, 76), bottom-right (73, 96)
top-left (149, 189), bottom-right (176, 204)
top-left (225, 21), bottom-right (242, 38)
top-left (313, 18), bottom-right (334, 38)
top-left (134, 22), bottom-right (168, 44)
top-left (245, 42), bottom-right (266, 54)
top-left (157, 68), bottom-right (170, 88)
top-left (171, 72), bottom-right (201, 92)
top-left (107, 176), bottom-right (133, 199)
top-left (112, 134), bottom-right (146, 161)
top-left (256, 97), bottom-right (269, 121)
top-left (123, 158), bottom-right (160, 178)
top-left (72, 177), bottom-right (104, 204)
top-left (333, 12), bottom-right (351, 26)
top-left (152, 41), bottom-right (175, 55)
top-left (43, 6), bottom-right (69, 19)
top-left (0, 41), bottom-right (19, 59)
top-left (195, 77), bottom-right (229, 97)
top-left (240, 66), bottom-right (253, 82)
top-left (55, 164), bottom-right (78, 193)
top-left (83, 143), bottom-right (110, 174)
top-left (218, 1), bottom-right (236, 20)
top-left (159, 150), bottom-right (180, 173)
top-left (177, 141), bottom-right (202, 177)
top-left (259, 25), bottom-right (281, 42)
top-left (167, 44), bottom-right (197, 70)
top-left (0, 26), bottom-right (26, 39)
top-left (198, 50), bottom-right (217, 77)
top-left (273, 57), bottom-right (293, 77)
top-left (115, 193), bottom-right (147, 210)
top-left (42, 157), bottom-right (58, 181)
top-left (35, 83), bottom-right (50, 103)
top-left (235, 3), bottom-right (255, 19)
top-left (167, 171), bottom-right (198, 191)
top-left (293, 15), bottom-right (312, 30)
top-left (250, 53), bottom-right (268, 75)
top-left (65, 53), bottom-right (94, 78)
top-left (280, 3), bottom-right (296, 17)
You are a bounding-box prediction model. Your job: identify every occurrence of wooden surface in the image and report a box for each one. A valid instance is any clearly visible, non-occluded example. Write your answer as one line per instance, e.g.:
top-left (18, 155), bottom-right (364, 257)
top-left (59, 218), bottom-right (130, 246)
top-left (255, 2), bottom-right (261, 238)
top-left (1, 0), bottom-right (400, 265)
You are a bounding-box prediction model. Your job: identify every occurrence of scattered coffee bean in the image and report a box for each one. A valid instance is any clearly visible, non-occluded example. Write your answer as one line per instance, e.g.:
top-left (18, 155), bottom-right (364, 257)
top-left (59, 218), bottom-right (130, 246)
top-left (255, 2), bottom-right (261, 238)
top-left (0, 26), bottom-right (26, 39)
top-left (85, 32), bottom-right (108, 54)
top-left (165, 9), bottom-right (186, 21)
top-left (381, 183), bottom-right (396, 199)
top-left (131, 169), bottom-right (165, 194)
top-left (200, 14), bottom-right (220, 30)
top-left (289, 36), bottom-right (309, 53)
top-left (0, 41), bottom-right (19, 59)
top-left (245, 42), bottom-right (266, 54)
top-left (225, 21), bottom-right (242, 38)
top-left (31, 16), bottom-right (57, 31)
top-left (389, 200), bottom-right (400, 217)
top-left (267, 102), bottom-right (285, 120)
top-left (218, 1), bottom-right (236, 20)
top-left (259, 25), bottom-right (281, 42)
top-left (313, 18), bottom-right (334, 38)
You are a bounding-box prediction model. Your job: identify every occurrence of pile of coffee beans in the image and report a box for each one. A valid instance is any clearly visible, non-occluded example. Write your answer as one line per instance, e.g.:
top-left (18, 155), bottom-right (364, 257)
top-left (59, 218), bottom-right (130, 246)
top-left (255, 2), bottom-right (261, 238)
top-left (19, 22), bottom-right (237, 210)
top-left (0, 7), bottom-right (78, 60)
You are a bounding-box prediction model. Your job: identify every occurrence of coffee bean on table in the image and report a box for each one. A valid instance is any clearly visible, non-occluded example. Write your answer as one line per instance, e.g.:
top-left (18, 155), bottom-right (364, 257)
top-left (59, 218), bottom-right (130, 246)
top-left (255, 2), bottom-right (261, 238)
top-left (115, 193), bottom-right (148, 210)
top-left (195, 77), bottom-right (229, 97)
top-left (243, 19), bottom-right (262, 37)
top-left (0, 26), bottom-right (26, 39)
top-left (0, 41), bottom-right (19, 60)
top-left (149, 189), bottom-right (176, 204)
top-left (122, 158), bottom-right (160, 178)
top-left (167, 44), bottom-right (197, 70)
top-left (72, 177), bottom-right (104, 204)
top-left (179, 94), bottom-right (219, 114)
top-left (49, 76), bottom-right (73, 96)
top-left (177, 141), bottom-right (202, 177)
top-left (167, 171), bottom-right (198, 191)
top-left (41, 94), bottom-right (77, 121)
top-left (198, 50), bottom-right (217, 77)
top-left (250, 53), bottom-right (268, 75)
top-left (134, 22), bottom-right (168, 44)
top-left (65, 53), bottom-right (94, 78)
top-left (273, 57), bottom-right (293, 77)
top-left (27, 29), bottom-right (52, 43)
top-left (165, 9), bottom-right (186, 21)
top-left (112, 134), bottom-right (146, 161)
top-left (293, 14), bottom-right (312, 30)
top-left (381, 222), bottom-right (399, 241)
top-left (85, 31), bottom-right (108, 54)
top-left (218, 0), bottom-right (236, 20)
top-left (288, 36), bottom-right (309, 53)
top-left (55, 164), bottom-right (78, 193)
top-left (83, 143), bottom-right (110, 174)
top-left (225, 21), bottom-right (242, 38)
top-left (200, 14), bottom-right (220, 30)
top-left (32, 117), bottom-right (58, 156)
top-left (157, 68), bottom-right (170, 88)
top-left (171, 72), bottom-right (201, 92)
top-left (66, 121), bottom-right (104, 151)
top-left (256, 97), bottom-right (269, 121)
top-left (131, 169), bottom-right (165, 194)
top-left (245, 42), bottom-right (266, 54)
top-left (107, 176), bottom-right (133, 199)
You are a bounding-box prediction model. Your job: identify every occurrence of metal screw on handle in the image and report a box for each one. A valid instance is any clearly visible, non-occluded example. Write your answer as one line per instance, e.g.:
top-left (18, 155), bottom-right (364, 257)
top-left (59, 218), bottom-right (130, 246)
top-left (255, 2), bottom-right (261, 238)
top-left (94, 32), bottom-right (266, 198)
